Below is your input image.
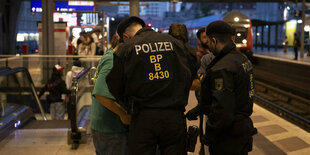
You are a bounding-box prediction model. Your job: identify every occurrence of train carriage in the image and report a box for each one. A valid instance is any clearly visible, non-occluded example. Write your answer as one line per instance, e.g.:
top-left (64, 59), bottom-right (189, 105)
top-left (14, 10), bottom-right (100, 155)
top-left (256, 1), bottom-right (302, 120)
top-left (224, 12), bottom-right (253, 58)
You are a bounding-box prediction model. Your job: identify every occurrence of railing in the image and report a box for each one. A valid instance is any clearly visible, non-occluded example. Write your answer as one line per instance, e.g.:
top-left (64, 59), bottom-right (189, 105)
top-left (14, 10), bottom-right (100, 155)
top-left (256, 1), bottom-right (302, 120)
top-left (68, 67), bottom-right (92, 149)
top-left (1, 55), bottom-right (100, 147)
top-left (0, 55), bottom-right (101, 86)
top-left (0, 67), bottom-right (47, 120)
top-left (0, 67), bottom-right (46, 141)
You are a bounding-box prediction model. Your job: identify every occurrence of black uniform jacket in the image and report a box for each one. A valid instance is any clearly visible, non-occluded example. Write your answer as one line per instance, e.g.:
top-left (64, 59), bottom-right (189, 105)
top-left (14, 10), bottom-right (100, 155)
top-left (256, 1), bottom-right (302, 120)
top-left (106, 27), bottom-right (196, 110)
top-left (201, 41), bottom-right (255, 151)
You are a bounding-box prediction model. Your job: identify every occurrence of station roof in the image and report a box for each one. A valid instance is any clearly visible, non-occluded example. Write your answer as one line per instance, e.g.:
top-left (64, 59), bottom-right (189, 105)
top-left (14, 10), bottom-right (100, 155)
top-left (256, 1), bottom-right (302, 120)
top-left (181, 13), bottom-right (287, 28)
top-left (251, 19), bottom-right (286, 26)
top-left (183, 14), bottom-right (224, 29)
top-left (97, 0), bottom-right (310, 2)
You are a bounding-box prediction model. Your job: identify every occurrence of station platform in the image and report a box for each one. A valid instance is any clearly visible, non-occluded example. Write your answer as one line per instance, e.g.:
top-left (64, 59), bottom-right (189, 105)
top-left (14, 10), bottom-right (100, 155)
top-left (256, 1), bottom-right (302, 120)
top-left (186, 91), bottom-right (310, 155)
top-left (253, 47), bottom-right (310, 63)
top-left (0, 91), bottom-right (309, 155)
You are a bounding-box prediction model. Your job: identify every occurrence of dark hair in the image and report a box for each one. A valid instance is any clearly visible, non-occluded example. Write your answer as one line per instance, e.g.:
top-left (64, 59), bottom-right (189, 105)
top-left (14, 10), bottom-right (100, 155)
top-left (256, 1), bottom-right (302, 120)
top-left (168, 24), bottom-right (189, 43)
top-left (208, 34), bottom-right (233, 43)
top-left (196, 27), bottom-right (206, 39)
top-left (51, 68), bottom-right (62, 80)
top-left (80, 31), bottom-right (87, 36)
top-left (80, 33), bottom-right (94, 44)
top-left (73, 59), bottom-right (82, 67)
top-left (117, 16), bottom-right (146, 40)
top-left (206, 21), bottom-right (235, 43)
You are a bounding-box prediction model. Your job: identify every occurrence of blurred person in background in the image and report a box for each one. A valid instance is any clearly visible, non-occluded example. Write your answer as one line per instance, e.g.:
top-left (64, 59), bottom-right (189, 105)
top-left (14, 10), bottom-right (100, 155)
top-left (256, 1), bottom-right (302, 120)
top-left (38, 64), bottom-right (70, 120)
top-left (293, 33), bottom-right (300, 60)
top-left (78, 33), bottom-right (96, 56)
top-left (91, 27), bottom-right (104, 55)
top-left (168, 23), bottom-right (199, 90)
top-left (196, 27), bottom-right (211, 61)
top-left (65, 59), bottom-right (84, 90)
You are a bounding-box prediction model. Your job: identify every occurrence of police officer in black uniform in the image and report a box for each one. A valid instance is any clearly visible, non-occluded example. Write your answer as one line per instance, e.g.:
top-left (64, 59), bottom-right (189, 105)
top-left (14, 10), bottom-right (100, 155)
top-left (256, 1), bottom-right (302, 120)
top-left (106, 16), bottom-right (196, 155)
top-left (186, 21), bottom-right (256, 155)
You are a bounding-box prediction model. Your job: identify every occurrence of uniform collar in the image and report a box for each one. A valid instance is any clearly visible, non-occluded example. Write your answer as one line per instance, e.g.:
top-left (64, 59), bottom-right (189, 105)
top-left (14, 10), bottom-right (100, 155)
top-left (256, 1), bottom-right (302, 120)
top-left (135, 27), bottom-right (154, 36)
top-left (206, 41), bottom-right (236, 71)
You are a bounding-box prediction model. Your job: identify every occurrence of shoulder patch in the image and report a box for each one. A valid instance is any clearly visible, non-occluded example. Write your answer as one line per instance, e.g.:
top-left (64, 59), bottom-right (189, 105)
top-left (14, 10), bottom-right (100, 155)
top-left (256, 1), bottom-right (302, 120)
top-left (215, 78), bottom-right (223, 90)
top-left (242, 60), bottom-right (253, 72)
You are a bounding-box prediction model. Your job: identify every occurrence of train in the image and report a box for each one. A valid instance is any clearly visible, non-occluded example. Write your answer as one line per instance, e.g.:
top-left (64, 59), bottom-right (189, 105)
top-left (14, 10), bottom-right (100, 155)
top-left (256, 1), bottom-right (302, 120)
top-left (184, 12), bottom-right (253, 59)
top-left (223, 12), bottom-right (253, 54)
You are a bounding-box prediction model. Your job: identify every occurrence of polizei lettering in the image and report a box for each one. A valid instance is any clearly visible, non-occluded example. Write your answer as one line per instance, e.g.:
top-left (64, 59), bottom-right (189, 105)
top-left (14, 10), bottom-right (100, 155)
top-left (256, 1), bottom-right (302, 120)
top-left (135, 42), bottom-right (174, 55)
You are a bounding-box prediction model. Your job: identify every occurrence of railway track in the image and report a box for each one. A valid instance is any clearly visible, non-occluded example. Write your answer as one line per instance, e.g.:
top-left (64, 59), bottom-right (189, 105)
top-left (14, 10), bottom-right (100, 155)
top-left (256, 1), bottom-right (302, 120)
top-left (252, 55), bottom-right (310, 131)
top-left (254, 80), bottom-right (310, 132)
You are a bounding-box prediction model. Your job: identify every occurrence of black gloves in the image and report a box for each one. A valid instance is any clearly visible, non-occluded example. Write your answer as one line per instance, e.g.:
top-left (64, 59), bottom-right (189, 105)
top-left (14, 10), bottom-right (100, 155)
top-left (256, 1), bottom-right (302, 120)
top-left (186, 106), bottom-right (200, 120)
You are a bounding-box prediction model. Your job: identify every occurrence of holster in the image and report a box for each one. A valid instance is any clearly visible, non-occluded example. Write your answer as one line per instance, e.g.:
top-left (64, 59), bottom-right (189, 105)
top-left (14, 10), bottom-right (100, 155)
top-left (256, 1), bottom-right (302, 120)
top-left (248, 127), bottom-right (258, 152)
top-left (187, 125), bottom-right (199, 152)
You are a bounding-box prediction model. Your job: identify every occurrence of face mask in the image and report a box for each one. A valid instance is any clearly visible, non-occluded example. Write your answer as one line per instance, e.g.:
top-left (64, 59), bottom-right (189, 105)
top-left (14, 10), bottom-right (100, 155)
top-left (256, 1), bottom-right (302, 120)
top-left (201, 42), bottom-right (209, 49)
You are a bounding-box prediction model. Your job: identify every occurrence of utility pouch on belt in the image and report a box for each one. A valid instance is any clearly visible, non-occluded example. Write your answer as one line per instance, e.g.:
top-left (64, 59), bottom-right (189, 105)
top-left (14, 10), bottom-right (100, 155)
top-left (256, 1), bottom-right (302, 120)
top-left (187, 125), bottom-right (199, 152)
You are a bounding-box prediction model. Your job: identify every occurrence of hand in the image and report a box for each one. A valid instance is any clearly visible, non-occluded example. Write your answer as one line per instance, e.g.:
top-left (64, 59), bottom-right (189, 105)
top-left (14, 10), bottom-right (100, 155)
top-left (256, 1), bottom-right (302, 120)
top-left (120, 113), bottom-right (131, 125)
top-left (186, 107), bottom-right (199, 120)
top-left (62, 96), bottom-right (69, 105)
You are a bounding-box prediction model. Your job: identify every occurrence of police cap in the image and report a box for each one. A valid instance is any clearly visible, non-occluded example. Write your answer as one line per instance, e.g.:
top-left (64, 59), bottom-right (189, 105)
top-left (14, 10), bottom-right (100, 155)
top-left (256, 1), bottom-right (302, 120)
top-left (206, 21), bottom-right (235, 36)
top-left (117, 16), bottom-right (146, 40)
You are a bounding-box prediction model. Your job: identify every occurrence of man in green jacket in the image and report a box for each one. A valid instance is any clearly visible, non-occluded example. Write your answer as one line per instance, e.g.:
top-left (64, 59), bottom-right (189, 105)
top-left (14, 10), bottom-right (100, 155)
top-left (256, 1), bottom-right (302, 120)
top-left (90, 34), bottom-right (130, 155)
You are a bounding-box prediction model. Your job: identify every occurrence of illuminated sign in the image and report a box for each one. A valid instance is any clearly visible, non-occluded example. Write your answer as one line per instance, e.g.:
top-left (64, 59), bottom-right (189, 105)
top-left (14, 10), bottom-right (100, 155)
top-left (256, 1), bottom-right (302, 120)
top-left (286, 20), bottom-right (297, 46)
top-left (52, 12), bottom-right (100, 27)
top-left (68, 1), bottom-right (94, 6)
top-left (31, 0), bottom-right (94, 13)
top-left (53, 12), bottom-right (78, 27)
top-left (80, 13), bottom-right (99, 26)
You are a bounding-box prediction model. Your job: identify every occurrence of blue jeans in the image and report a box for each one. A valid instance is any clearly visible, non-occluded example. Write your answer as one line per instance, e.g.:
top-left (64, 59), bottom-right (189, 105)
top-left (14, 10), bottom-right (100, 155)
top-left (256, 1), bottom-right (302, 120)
top-left (50, 102), bottom-right (65, 120)
top-left (92, 129), bottom-right (128, 155)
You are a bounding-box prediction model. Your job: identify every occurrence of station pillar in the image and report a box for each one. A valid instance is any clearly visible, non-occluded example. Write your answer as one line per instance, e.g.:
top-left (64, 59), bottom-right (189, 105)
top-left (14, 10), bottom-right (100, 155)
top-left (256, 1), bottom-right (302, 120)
top-left (130, 0), bottom-right (140, 17)
top-left (41, 0), bottom-right (55, 83)
top-left (42, 0), bottom-right (55, 55)
top-left (300, 0), bottom-right (306, 58)
top-left (261, 26), bottom-right (264, 51)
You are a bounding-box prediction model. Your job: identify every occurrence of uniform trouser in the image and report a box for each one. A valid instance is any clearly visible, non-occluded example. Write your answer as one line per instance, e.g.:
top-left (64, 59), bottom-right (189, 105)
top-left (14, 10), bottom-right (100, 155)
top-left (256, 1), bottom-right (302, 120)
top-left (209, 142), bottom-right (250, 155)
top-left (207, 118), bottom-right (254, 155)
top-left (50, 102), bottom-right (65, 120)
top-left (128, 109), bottom-right (187, 155)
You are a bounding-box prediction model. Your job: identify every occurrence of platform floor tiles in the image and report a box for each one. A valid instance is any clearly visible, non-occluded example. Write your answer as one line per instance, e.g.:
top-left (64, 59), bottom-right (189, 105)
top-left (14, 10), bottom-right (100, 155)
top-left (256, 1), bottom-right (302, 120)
top-left (0, 91), bottom-right (309, 155)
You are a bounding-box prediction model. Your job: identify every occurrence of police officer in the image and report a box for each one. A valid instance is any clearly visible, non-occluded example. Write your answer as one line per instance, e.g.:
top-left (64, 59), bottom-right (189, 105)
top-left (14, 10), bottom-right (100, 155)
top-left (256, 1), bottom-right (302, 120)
top-left (186, 21), bottom-right (256, 155)
top-left (106, 16), bottom-right (196, 155)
